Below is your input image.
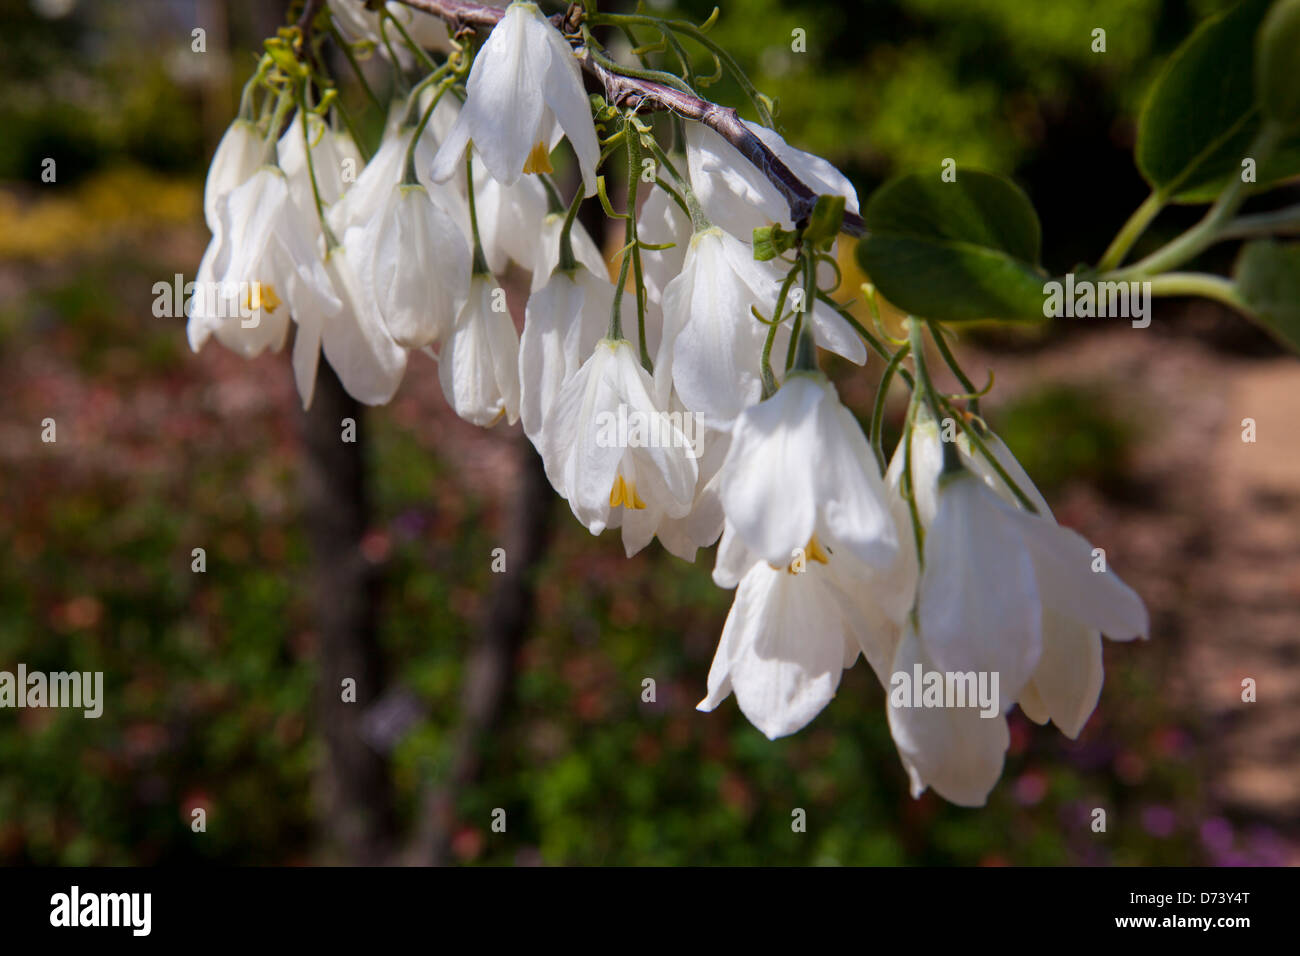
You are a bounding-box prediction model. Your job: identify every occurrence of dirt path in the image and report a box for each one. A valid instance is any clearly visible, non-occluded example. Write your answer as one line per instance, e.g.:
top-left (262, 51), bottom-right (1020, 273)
top-left (1193, 360), bottom-right (1300, 822)
top-left (966, 320), bottom-right (1300, 853)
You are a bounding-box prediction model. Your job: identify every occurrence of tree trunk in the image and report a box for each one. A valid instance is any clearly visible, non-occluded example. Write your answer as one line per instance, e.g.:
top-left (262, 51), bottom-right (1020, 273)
top-left (412, 435), bottom-right (553, 866)
top-left (300, 360), bottom-right (397, 865)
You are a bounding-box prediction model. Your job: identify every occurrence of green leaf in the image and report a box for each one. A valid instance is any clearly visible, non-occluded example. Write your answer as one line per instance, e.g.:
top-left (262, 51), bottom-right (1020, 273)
top-left (856, 169), bottom-right (1047, 322)
top-left (1258, 0), bottom-right (1300, 127)
top-left (1136, 0), bottom-right (1300, 203)
top-left (752, 224), bottom-right (796, 261)
top-left (1234, 239), bottom-right (1300, 352)
top-left (803, 194), bottom-right (846, 248)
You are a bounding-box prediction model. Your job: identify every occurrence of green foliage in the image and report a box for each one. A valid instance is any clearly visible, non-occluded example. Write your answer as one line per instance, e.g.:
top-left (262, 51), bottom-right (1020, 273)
top-left (1257, 0), bottom-right (1300, 126)
top-left (676, 0), bottom-right (1237, 182)
top-left (857, 169), bottom-right (1047, 321)
top-left (1136, 0), bottom-right (1300, 201)
top-left (0, 0), bottom-right (210, 182)
top-left (803, 194), bottom-right (846, 247)
top-left (1234, 240), bottom-right (1300, 352)
top-left (991, 385), bottom-right (1136, 497)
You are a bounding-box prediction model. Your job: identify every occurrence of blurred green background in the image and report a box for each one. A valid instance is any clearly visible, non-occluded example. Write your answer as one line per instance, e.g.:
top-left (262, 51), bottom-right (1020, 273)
top-left (1, 0), bottom-right (1296, 866)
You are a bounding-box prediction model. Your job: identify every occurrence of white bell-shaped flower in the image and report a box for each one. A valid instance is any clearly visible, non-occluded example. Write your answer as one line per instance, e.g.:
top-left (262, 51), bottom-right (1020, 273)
top-left (438, 273), bottom-right (521, 426)
top-left (956, 429), bottom-right (1112, 739)
top-left (623, 417), bottom-right (725, 561)
top-left (282, 236), bottom-right (405, 410)
top-left (896, 416), bottom-right (1148, 731)
top-left (717, 371), bottom-right (898, 571)
top-left (187, 233), bottom-right (292, 358)
top-left (685, 120), bottom-right (859, 239)
top-left (199, 165), bottom-right (341, 358)
top-left (538, 338), bottom-right (697, 535)
top-left (639, 183), bottom-right (690, 305)
top-left (370, 182), bottom-right (471, 349)
top-left (530, 211), bottom-right (608, 291)
top-left (698, 561), bottom-right (857, 740)
top-left (330, 133), bottom-right (406, 237)
top-left (473, 163), bottom-right (548, 274)
top-left (279, 112), bottom-right (355, 218)
top-left (917, 469), bottom-right (1044, 703)
top-left (519, 263), bottom-right (629, 445)
top-left (699, 521), bottom-right (876, 739)
top-left (885, 621), bottom-right (1011, 806)
top-left (315, 242), bottom-right (408, 407)
top-left (203, 118), bottom-right (263, 232)
top-left (429, 1), bottom-right (599, 195)
top-left (913, 450), bottom-right (1148, 707)
top-left (330, 98), bottom-right (460, 236)
top-left (660, 227), bottom-right (865, 427)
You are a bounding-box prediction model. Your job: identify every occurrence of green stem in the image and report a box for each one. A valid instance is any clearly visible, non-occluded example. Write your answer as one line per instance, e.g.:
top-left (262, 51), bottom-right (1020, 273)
top-left (929, 324), bottom-right (979, 418)
top-left (759, 263), bottom-right (802, 398)
top-left (403, 72), bottom-right (453, 185)
top-left (261, 87), bottom-right (296, 166)
top-left (870, 342), bottom-right (911, 474)
top-left (582, 25), bottom-right (697, 96)
top-left (329, 25), bottom-right (383, 112)
top-left (901, 397), bottom-right (926, 564)
top-left (1118, 122), bottom-right (1285, 278)
top-left (643, 137), bottom-right (709, 231)
top-left (787, 252), bottom-right (819, 373)
top-left (910, 320), bottom-right (958, 474)
top-left (608, 121), bottom-right (641, 343)
top-left (941, 397), bottom-right (1039, 514)
top-left (376, 17), bottom-right (408, 93)
top-left (1218, 203), bottom-right (1300, 239)
top-left (381, 6), bottom-right (439, 73)
top-left (1147, 272), bottom-right (1254, 314)
top-left (237, 57), bottom-right (272, 122)
top-left (556, 184), bottom-right (586, 275)
top-left (1096, 190), bottom-right (1166, 272)
top-left (653, 177), bottom-right (691, 222)
top-left (298, 86), bottom-right (338, 250)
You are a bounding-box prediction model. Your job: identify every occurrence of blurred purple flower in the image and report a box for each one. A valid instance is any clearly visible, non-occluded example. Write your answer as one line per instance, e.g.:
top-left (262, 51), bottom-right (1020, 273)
top-left (1014, 770), bottom-right (1048, 806)
top-left (392, 508), bottom-right (428, 540)
top-left (1141, 804), bottom-right (1176, 837)
top-left (1199, 817), bottom-right (1234, 855)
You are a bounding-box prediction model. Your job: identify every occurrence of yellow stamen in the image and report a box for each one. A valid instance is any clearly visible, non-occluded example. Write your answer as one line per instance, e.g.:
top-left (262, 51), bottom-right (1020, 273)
top-left (609, 474), bottom-right (647, 510)
top-left (805, 534), bottom-right (831, 565)
top-left (776, 534), bottom-right (832, 574)
top-left (246, 281), bottom-right (281, 314)
top-left (523, 139), bottom-right (554, 175)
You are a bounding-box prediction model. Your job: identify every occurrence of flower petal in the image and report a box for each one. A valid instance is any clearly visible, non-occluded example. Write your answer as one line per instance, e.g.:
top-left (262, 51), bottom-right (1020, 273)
top-left (917, 473), bottom-right (1042, 700)
top-left (886, 624), bottom-right (1010, 806)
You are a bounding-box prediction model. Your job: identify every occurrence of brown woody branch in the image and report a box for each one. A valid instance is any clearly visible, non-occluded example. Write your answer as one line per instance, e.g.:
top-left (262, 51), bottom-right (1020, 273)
top-left (384, 0), bottom-right (867, 236)
top-left (295, 0), bottom-right (326, 43)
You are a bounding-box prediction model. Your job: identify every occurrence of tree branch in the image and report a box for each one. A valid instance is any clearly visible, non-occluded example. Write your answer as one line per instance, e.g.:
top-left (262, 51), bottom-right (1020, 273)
top-left (384, 0), bottom-right (867, 236)
top-left (295, 0), bottom-right (326, 42)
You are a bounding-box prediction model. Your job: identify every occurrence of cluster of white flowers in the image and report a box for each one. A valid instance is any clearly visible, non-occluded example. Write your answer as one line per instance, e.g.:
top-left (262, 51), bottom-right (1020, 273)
top-left (193, 0), bottom-right (1150, 806)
